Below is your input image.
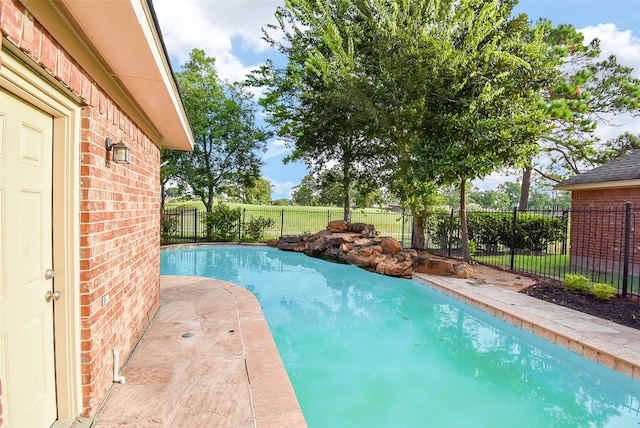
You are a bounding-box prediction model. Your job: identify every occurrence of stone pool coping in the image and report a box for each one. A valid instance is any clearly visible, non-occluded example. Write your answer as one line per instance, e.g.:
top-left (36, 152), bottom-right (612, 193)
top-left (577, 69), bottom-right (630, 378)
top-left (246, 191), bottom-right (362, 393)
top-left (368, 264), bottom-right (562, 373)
top-left (414, 272), bottom-right (640, 381)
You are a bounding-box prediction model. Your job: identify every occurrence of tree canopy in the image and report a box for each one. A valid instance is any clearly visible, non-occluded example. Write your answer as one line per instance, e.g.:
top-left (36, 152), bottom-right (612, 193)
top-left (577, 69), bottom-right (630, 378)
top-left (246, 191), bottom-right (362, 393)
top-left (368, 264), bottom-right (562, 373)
top-left (169, 48), bottom-right (269, 212)
top-left (255, 0), bottom-right (558, 258)
top-left (249, 0), bottom-right (639, 259)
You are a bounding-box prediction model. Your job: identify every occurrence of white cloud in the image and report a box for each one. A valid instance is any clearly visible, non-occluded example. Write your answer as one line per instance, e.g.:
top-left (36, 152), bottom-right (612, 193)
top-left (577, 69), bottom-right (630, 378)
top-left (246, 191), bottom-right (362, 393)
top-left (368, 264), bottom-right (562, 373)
top-left (472, 171), bottom-right (520, 191)
top-left (265, 177), bottom-right (295, 199)
top-left (263, 139), bottom-right (291, 160)
top-left (579, 24), bottom-right (640, 78)
top-left (153, 0), bottom-right (283, 82)
top-left (578, 24), bottom-right (640, 141)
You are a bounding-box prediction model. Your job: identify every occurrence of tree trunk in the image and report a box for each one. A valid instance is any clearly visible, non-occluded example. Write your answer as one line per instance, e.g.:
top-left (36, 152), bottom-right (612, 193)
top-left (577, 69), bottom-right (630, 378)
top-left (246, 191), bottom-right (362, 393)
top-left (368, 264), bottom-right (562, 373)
top-left (343, 192), bottom-right (351, 222)
top-left (459, 178), bottom-right (472, 262)
top-left (342, 158), bottom-right (351, 222)
top-left (204, 195), bottom-right (214, 240)
top-left (519, 166), bottom-right (532, 212)
top-left (411, 211), bottom-right (425, 250)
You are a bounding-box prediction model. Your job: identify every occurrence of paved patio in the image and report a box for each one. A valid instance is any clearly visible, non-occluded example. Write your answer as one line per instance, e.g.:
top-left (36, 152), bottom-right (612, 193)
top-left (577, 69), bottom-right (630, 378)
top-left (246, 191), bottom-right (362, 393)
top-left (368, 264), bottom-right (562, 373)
top-left (92, 276), bottom-right (306, 428)
top-left (92, 272), bottom-right (640, 427)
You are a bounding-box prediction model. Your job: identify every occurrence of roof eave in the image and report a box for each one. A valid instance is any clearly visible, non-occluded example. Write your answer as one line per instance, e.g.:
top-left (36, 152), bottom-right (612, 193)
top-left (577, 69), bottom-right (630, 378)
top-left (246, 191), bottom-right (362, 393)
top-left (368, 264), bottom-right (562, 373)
top-left (554, 179), bottom-right (640, 191)
top-left (22, 0), bottom-right (193, 151)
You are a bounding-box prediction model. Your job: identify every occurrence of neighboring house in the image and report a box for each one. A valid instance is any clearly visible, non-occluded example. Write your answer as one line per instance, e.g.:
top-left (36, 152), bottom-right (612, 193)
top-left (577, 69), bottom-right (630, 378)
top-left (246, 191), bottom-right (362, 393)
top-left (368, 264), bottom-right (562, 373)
top-left (555, 151), bottom-right (640, 284)
top-left (0, 1), bottom-right (193, 427)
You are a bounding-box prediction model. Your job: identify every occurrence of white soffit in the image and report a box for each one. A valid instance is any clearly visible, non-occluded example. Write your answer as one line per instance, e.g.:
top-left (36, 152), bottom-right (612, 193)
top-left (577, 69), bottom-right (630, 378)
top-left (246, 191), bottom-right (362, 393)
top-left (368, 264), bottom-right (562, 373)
top-left (24, 0), bottom-right (193, 150)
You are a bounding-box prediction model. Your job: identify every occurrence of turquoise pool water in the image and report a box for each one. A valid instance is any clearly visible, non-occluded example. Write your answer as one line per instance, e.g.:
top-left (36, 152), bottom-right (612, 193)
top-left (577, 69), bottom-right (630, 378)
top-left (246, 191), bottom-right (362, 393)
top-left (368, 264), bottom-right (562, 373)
top-left (161, 245), bottom-right (640, 427)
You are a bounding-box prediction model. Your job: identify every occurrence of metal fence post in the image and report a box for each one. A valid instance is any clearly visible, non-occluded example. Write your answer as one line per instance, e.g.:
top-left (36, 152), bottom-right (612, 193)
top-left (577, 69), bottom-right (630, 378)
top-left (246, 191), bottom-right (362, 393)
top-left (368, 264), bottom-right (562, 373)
top-left (179, 209), bottom-right (184, 240)
top-left (280, 209), bottom-right (285, 237)
top-left (622, 202), bottom-right (632, 297)
top-left (239, 208), bottom-right (245, 242)
top-left (447, 209), bottom-right (454, 257)
top-left (561, 209), bottom-right (568, 255)
top-left (510, 206), bottom-right (517, 270)
top-left (193, 208), bottom-right (198, 243)
top-left (401, 211), bottom-right (406, 248)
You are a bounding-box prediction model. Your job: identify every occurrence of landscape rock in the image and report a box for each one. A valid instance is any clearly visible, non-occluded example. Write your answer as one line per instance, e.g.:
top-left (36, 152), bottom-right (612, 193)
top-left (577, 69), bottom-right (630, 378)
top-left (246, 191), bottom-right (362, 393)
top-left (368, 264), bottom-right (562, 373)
top-left (344, 245), bottom-right (382, 268)
top-left (306, 234), bottom-right (347, 252)
top-left (265, 239), bottom-right (279, 247)
top-left (350, 223), bottom-right (369, 232)
top-left (277, 240), bottom-right (307, 252)
top-left (381, 236), bottom-right (402, 255)
top-left (413, 256), bottom-right (455, 276)
top-left (276, 223), bottom-right (471, 280)
top-left (376, 258), bottom-right (413, 278)
top-left (454, 262), bottom-right (475, 279)
top-left (306, 229), bottom-right (330, 242)
top-left (327, 220), bottom-right (350, 233)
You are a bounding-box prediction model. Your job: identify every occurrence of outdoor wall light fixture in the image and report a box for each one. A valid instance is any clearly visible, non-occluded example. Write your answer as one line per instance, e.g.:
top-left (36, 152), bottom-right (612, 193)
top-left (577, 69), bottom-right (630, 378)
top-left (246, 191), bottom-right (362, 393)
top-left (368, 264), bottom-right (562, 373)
top-left (105, 137), bottom-right (130, 164)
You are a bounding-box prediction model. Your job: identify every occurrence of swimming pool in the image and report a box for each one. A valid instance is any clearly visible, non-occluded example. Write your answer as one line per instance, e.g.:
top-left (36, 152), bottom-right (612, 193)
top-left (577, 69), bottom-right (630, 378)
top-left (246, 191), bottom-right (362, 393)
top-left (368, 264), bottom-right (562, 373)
top-left (161, 245), bottom-right (640, 427)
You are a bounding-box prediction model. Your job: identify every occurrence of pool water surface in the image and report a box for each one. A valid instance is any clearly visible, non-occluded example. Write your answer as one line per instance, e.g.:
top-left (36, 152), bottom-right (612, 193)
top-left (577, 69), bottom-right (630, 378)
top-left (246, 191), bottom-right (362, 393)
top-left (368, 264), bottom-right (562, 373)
top-left (161, 245), bottom-right (640, 428)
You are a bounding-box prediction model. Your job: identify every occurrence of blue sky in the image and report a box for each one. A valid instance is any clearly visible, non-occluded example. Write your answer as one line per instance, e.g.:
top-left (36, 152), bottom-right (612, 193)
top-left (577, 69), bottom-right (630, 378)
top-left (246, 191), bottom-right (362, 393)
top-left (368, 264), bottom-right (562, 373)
top-left (153, 0), bottom-right (640, 199)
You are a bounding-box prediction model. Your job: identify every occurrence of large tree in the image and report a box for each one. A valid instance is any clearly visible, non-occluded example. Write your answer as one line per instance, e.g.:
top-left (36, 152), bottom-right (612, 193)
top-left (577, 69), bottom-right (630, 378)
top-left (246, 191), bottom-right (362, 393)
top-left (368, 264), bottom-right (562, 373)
top-left (255, 0), bottom-right (450, 246)
top-left (256, 0), bottom-right (555, 255)
top-left (252, 0), bottom-right (382, 221)
top-left (175, 49), bottom-right (269, 212)
top-left (409, 3), bottom-right (557, 261)
top-left (292, 168), bottom-right (384, 207)
top-left (518, 24), bottom-right (640, 209)
top-left (160, 148), bottom-right (186, 210)
top-left (223, 176), bottom-right (273, 205)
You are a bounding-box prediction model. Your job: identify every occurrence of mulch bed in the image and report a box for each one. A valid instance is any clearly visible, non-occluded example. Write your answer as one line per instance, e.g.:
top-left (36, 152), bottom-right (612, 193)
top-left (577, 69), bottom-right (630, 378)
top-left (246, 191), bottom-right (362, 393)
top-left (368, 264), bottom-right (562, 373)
top-left (521, 281), bottom-right (640, 331)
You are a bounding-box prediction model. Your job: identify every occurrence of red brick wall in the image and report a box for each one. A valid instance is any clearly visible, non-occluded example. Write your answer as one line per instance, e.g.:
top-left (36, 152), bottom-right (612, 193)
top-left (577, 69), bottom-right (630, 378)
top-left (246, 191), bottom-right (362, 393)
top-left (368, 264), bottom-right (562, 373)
top-left (1, 0), bottom-right (162, 420)
top-left (570, 188), bottom-right (640, 272)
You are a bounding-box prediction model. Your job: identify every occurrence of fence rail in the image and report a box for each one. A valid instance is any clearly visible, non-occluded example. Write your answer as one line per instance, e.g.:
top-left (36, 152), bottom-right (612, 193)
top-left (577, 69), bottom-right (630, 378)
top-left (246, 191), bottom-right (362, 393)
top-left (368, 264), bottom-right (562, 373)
top-left (161, 204), bottom-right (639, 300)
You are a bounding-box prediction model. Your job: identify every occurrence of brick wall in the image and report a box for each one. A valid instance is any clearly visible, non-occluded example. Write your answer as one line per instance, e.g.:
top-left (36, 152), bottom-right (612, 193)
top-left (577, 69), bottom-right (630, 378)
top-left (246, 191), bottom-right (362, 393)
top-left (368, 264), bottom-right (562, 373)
top-left (1, 0), bottom-right (162, 420)
top-left (570, 188), bottom-right (640, 273)
top-left (572, 188), bottom-right (640, 208)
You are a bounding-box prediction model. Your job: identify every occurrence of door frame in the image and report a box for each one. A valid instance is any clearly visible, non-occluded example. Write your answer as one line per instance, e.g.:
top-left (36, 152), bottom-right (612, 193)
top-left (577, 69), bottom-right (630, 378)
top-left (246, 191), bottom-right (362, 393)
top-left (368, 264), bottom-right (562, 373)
top-left (1, 41), bottom-right (82, 425)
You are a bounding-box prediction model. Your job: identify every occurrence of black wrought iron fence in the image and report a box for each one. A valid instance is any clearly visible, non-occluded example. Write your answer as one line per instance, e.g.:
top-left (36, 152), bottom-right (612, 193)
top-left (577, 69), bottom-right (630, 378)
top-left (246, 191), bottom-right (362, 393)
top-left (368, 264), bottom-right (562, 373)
top-left (160, 207), bottom-right (413, 246)
top-left (161, 204), bottom-right (639, 299)
top-left (424, 204), bottom-right (639, 299)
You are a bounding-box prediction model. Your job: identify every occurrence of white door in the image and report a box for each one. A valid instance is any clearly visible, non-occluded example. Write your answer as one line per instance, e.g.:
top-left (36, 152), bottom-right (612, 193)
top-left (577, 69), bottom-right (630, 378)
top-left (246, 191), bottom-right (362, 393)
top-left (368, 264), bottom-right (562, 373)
top-left (0, 89), bottom-right (57, 427)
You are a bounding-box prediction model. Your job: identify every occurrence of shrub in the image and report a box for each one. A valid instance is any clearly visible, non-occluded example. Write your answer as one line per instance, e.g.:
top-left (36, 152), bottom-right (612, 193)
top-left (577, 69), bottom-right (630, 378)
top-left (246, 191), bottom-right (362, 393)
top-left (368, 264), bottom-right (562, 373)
top-left (425, 210), bottom-right (455, 249)
top-left (425, 210), bottom-right (567, 253)
top-left (160, 213), bottom-right (178, 244)
top-left (242, 216), bottom-right (276, 243)
top-left (468, 239), bottom-right (477, 254)
top-left (511, 214), bottom-right (568, 252)
top-left (563, 274), bottom-right (592, 293)
top-left (204, 202), bottom-right (241, 241)
top-left (468, 213), bottom-right (512, 253)
top-left (591, 283), bottom-right (616, 300)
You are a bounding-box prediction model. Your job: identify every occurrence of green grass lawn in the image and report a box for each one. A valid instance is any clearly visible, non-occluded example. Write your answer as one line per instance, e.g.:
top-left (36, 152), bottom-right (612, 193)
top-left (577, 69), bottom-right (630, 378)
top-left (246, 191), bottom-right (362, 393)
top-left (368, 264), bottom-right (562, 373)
top-left (164, 200), bottom-right (413, 244)
top-left (475, 253), bottom-right (570, 278)
top-left (475, 253), bottom-right (639, 294)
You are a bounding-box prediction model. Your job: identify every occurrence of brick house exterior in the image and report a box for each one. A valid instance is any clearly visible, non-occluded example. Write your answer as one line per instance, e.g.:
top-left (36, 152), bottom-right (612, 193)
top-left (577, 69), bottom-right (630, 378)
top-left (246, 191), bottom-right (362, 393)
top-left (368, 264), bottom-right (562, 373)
top-left (0, 1), bottom-right (193, 426)
top-left (555, 152), bottom-right (640, 279)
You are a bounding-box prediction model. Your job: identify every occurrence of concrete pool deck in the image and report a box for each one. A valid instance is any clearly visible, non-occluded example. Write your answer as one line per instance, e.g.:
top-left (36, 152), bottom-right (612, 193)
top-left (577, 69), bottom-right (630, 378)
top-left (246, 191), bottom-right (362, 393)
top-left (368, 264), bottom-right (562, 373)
top-left (92, 273), bottom-right (640, 427)
top-left (92, 276), bottom-right (307, 428)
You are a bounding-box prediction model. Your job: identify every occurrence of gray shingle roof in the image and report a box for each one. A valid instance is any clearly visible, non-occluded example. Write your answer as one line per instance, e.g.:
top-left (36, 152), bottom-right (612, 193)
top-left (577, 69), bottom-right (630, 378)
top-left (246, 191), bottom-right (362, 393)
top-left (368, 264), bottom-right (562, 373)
top-left (555, 151), bottom-right (640, 189)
